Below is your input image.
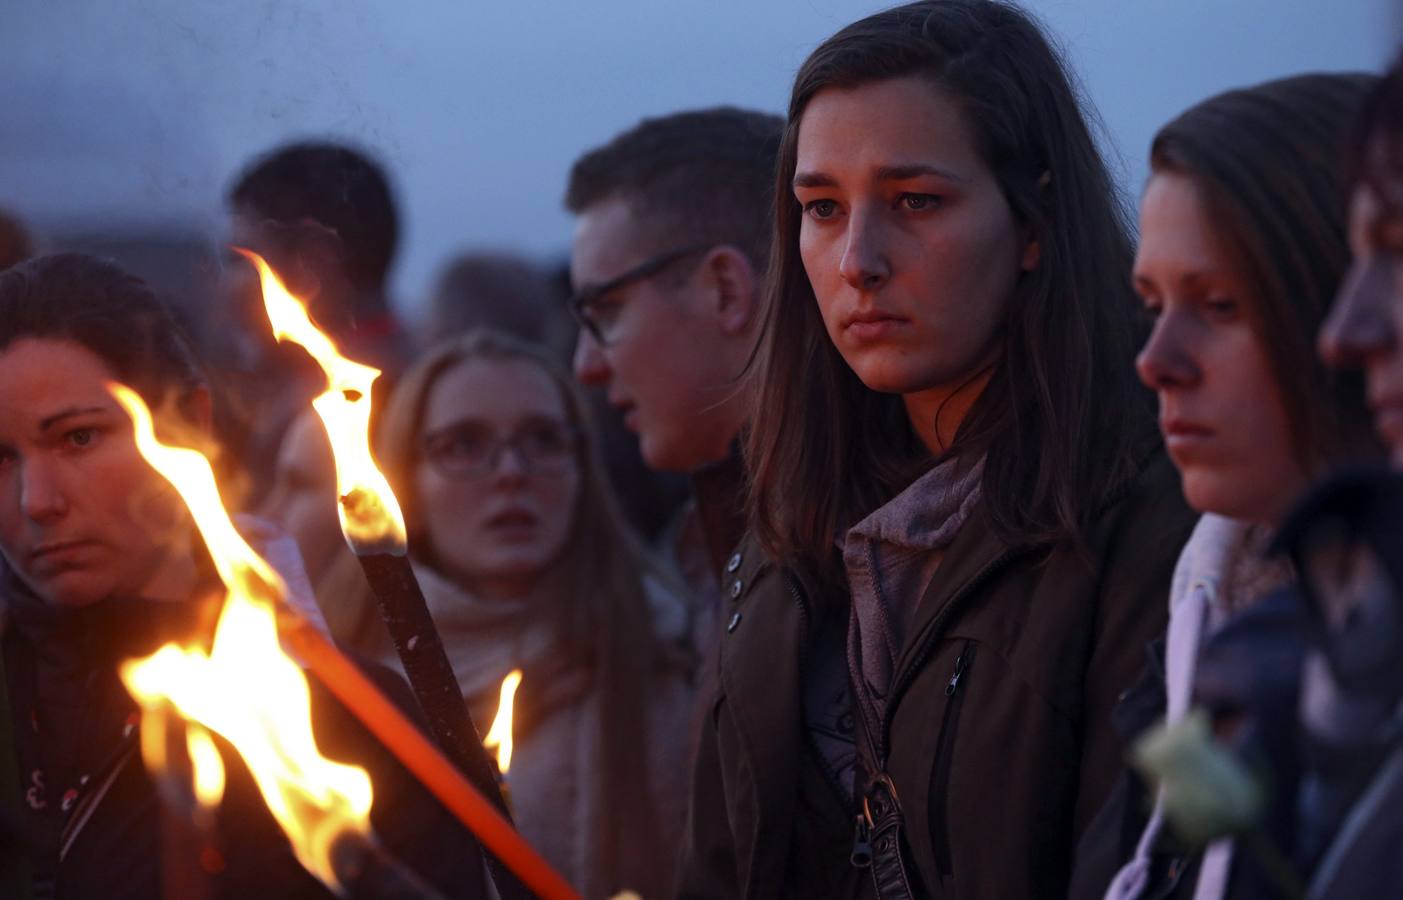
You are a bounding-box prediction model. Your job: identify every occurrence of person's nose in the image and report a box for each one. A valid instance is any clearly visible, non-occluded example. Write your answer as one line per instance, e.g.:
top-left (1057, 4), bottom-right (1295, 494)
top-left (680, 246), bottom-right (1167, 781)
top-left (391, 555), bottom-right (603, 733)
top-left (19, 458), bottom-right (68, 525)
top-left (1320, 257), bottom-right (1398, 369)
top-left (573, 330), bottom-right (612, 386)
top-left (1136, 309), bottom-right (1202, 393)
top-left (838, 208), bottom-right (892, 293)
top-left (490, 443), bottom-right (530, 488)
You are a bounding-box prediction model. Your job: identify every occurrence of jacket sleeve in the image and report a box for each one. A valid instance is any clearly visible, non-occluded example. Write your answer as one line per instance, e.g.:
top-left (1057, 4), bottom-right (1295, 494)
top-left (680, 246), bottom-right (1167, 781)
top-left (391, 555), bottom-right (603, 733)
top-left (1075, 452), bottom-right (1196, 838)
top-left (676, 686), bottom-right (740, 899)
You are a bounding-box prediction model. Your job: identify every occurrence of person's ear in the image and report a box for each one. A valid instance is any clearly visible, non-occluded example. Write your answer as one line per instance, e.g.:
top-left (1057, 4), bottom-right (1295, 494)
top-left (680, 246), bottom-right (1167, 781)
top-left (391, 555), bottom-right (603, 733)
top-left (1020, 171), bottom-right (1051, 272)
top-left (702, 246), bottom-right (759, 336)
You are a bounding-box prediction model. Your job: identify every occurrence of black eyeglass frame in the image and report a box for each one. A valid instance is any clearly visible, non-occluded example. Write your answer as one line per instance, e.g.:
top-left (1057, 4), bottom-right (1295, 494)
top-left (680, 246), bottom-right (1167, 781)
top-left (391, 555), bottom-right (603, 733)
top-left (418, 424), bottom-right (581, 480)
top-left (568, 241), bottom-right (718, 345)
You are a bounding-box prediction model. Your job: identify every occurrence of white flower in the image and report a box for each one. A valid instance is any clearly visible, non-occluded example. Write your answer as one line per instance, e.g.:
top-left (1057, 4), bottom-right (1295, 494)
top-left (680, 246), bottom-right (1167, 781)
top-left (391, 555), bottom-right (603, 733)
top-left (1132, 708), bottom-right (1265, 845)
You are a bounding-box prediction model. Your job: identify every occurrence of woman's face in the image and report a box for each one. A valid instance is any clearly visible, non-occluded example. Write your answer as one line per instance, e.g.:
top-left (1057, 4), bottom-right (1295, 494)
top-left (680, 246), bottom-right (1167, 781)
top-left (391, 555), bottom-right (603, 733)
top-left (413, 358), bottom-right (581, 597)
top-left (258, 410), bottom-right (343, 585)
top-left (0, 338), bottom-right (193, 607)
top-left (793, 76), bottom-right (1032, 405)
top-left (1321, 176), bottom-right (1403, 468)
top-left (1135, 172), bottom-right (1308, 523)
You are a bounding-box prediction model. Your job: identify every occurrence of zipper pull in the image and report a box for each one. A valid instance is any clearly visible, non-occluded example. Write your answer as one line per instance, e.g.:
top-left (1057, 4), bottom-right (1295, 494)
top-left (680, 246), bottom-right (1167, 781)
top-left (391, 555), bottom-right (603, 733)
top-left (851, 813), bottom-right (873, 868)
top-left (946, 648), bottom-right (970, 696)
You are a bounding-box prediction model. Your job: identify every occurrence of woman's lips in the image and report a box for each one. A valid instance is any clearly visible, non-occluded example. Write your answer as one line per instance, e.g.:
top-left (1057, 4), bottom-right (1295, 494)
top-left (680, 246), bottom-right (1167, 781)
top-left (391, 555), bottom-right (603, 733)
top-left (484, 510), bottom-right (539, 540)
top-left (844, 311), bottom-right (909, 342)
top-left (29, 540), bottom-right (99, 572)
top-left (1161, 418), bottom-right (1214, 455)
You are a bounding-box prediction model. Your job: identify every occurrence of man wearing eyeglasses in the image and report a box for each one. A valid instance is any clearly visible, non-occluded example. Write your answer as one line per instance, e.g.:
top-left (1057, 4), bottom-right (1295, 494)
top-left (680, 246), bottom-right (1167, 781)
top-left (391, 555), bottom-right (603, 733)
top-left (564, 107), bottom-right (783, 647)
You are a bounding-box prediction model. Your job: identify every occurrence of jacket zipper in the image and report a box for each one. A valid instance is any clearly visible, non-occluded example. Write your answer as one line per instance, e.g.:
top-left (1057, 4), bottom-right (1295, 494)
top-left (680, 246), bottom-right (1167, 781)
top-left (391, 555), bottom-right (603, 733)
top-left (945, 643), bottom-right (972, 697)
top-left (853, 548), bottom-right (1027, 874)
top-left (881, 546), bottom-right (1029, 756)
top-left (930, 640), bottom-right (976, 876)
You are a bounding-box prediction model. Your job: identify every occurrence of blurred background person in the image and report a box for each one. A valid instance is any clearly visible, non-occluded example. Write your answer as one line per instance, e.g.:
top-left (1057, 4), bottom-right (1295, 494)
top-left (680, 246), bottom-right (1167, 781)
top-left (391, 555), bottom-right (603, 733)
top-left (1095, 72), bottom-right (1380, 900)
top-left (566, 106), bottom-right (782, 662)
top-left (257, 408), bottom-right (345, 592)
top-left (418, 250), bottom-right (685, 544)
top-left (216, 140), bottom-right (414, 503)
top-left (320, 328), bottom-right (694, 898)
top-left (1263, 50), bottom-right (1403, 898)
top-left (224, 140), bottom-right (411, 370)
top-left (419, 250), bottom-right (569, 354)
top-left (1323, 53), bottom-right (1403, 463)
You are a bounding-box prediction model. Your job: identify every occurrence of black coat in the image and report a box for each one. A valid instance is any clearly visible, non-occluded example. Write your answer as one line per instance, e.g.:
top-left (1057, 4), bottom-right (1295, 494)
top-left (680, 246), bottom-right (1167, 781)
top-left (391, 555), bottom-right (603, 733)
top-left (678, 448), bottom-right (1194, 899)
top-left (0, 590), bottom-right (486, 899)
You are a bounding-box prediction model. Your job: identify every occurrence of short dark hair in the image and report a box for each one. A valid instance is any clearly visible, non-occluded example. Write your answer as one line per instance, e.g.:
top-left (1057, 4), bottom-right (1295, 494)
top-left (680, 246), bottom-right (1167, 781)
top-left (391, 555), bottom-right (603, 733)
top-left (565, 107), bottom-right (784, 268)
top-left (1151, 72), bottom-right (1380, 471)
top-left (228, 141), bottom-right (399, 290)
top-left (0, 253), bottom-right (206, 414)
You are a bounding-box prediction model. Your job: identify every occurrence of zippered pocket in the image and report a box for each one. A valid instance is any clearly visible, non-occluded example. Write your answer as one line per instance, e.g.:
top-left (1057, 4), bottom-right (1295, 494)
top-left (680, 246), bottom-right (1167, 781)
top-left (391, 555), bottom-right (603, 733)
top-left (929, 638), bottom-right (976, 877)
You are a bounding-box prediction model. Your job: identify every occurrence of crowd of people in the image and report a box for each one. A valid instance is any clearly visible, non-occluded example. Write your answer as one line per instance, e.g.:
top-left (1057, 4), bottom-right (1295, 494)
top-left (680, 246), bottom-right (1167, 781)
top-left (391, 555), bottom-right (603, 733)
top-left (1, 0), bottom-right (1401, 897)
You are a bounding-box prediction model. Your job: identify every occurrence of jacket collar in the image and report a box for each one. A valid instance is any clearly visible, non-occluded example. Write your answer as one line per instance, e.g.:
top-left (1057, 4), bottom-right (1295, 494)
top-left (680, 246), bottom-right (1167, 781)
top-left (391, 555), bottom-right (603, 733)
top-left (891, 505), bottom-right (1033, 691)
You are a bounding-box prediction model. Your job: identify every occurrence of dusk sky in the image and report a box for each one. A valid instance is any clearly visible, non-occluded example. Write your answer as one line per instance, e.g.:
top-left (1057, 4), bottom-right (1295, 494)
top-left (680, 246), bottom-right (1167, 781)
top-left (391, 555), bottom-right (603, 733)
top-left (2, 0), bottom-right (1395, 317)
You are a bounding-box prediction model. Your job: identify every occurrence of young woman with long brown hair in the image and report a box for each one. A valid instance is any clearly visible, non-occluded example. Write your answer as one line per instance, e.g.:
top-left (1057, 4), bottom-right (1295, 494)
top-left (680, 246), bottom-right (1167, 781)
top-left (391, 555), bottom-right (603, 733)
top-left (679, 2), bottom-right (1196, 897)
top-left (1094, 72), bottom-right (1380, 900)
top-left (323, 328), bottom-right (694, 899)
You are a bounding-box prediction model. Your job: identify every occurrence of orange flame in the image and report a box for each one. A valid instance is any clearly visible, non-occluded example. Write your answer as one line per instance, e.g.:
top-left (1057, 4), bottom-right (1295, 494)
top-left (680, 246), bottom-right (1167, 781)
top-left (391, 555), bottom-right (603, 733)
top-left (186, 723), bottom-right (227, 809)
top-left (483, 670), bottom-right (523, 775)
top-left (234, 248), bottom-right (407, 555)
top-left (112, 384), bottom-right (373, 892)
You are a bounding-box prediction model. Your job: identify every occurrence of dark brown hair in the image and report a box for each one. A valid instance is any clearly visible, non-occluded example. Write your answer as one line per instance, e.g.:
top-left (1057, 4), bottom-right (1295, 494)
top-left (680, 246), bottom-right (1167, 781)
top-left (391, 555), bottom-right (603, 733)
top-left (1150, 72), bottom-right (1381, 470)
top-left (747, 0), bottom-right (1150, 583)
top-left (565, 106), bottom-right (784, 269)
top-left (0, 253), bottom-right (207, 417)
top-left (1348, 50), bottom-right (1403, 207)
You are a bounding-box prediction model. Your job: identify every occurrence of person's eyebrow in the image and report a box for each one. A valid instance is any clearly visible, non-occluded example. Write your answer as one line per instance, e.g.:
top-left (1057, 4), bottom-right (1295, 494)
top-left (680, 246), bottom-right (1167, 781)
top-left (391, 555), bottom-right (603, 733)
top-left (874, 163), bottom-right (965, 183)
top-left (423, 417), bottom-right (489, 438)
top-left (39, 406), bottom-right (109, 433)
top-left (794, 164), bottom-right (966, 190)
top-left (792, 171), bottom-right (837, 190)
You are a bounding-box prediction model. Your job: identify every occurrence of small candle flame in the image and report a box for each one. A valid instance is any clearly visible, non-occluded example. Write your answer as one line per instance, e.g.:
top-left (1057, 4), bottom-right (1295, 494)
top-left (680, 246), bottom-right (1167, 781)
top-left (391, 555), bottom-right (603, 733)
top-left (483, 670), bottom-right (523, 775)
top-left (113, 384), bottom-right (374, 892)
top-left (235, 248), bottom-right (407, 556)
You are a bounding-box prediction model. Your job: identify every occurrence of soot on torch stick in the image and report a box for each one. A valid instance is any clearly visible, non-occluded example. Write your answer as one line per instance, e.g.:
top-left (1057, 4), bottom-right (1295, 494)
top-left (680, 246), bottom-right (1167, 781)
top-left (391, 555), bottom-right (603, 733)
top-left (344, 487), bottom-right (509, 821)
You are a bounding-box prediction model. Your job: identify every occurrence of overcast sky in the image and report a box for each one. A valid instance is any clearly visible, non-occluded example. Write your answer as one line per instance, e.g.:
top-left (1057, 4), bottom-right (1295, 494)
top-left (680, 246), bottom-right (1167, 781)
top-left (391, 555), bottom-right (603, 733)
top-left (2, 0), bottom-right (1396, 314)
